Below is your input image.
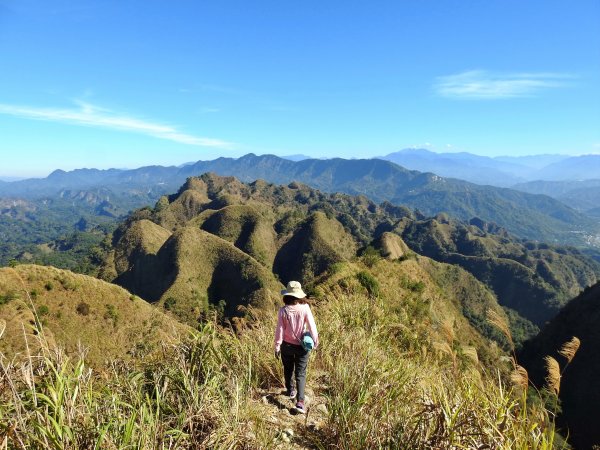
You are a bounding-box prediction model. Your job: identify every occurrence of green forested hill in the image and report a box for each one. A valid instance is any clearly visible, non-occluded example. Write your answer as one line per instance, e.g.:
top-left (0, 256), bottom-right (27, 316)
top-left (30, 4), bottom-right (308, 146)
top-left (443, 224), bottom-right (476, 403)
top-left (0, 197), bottom-right (116, 272)
top-left (102, 174), bottom-right (599, 343)
top-left (398, 215), bottom-right (599, 326)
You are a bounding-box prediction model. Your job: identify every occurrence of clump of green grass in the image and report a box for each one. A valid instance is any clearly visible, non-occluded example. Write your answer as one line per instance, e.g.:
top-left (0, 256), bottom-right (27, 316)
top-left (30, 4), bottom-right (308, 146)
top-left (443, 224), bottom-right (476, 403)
top-left (0, 291), bottom-right (19, 305)
top-left (356, 270), bottom-right (380, 297)
top-left (104, 304), bottom-right (119, 326)
top-left (361, 245), bottom-right (381, 268)
top-left (163, 296), bottom-right (177, 311)
top-left (396, 251), bottom-right (418, 262)
top-left (401, 277), bottom-right (425, 293)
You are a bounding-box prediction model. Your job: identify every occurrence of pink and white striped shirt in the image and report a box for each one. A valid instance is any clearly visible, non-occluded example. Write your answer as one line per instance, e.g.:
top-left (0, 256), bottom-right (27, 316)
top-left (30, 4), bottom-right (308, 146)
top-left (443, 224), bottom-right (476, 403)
top-left (274, 303), bottom-right (319, 352)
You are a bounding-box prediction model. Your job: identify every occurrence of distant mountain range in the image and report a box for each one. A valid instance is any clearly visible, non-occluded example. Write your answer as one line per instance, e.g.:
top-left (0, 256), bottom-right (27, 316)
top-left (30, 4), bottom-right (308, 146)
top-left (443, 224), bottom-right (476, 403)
top-left (281, 154), bottom-right (313, 161)
top-left (381, 149), bottom-right (600, 187)
top-left (513, 179), bottom-right (600, 216)
top-left (494, 154), bottom-right (570, 170)
top-left (1, 154), bottom-right (598, 248)
top-left (382, 149), bottom-right (533, 186)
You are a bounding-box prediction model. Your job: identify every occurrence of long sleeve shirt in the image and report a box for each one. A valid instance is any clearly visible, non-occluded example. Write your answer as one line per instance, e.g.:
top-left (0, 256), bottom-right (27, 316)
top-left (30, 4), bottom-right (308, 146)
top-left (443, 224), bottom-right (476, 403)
top-left (274, 303), bottom-right (319, 352)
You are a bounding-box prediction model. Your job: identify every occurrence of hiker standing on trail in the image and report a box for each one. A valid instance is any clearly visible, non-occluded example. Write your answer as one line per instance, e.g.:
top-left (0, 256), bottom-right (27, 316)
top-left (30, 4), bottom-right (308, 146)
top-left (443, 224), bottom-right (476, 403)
top-left (274, 281), bottom-right (319, 414)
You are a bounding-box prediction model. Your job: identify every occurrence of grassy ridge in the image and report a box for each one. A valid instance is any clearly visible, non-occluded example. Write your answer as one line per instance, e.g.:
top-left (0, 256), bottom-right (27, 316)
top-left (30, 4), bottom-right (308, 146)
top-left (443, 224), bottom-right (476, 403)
top-left (0, 257), bottom-right (560, 448)
top-left (0, 265), bottom-right (189, 365)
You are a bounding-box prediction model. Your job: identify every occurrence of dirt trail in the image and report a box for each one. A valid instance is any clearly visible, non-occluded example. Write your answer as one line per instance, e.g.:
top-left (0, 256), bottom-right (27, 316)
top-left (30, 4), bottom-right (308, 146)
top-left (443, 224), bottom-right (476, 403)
top-left (253, 368), bottom-right (330, 448)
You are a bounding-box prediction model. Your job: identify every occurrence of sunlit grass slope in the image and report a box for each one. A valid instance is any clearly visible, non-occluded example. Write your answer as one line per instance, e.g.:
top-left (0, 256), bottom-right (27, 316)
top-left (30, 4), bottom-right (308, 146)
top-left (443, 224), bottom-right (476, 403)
top-left (0, 255), bottom-right (559, 448)
top-left (0, 265), bottom-right (189, 365)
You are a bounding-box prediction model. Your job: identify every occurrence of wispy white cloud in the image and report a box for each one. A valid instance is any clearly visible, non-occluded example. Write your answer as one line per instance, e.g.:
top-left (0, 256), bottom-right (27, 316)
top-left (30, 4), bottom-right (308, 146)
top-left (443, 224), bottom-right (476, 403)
top-left (434, 70), bottom-right (574, 99)
top-left (198, 107), bottom-right (221, 114)
top-left (0, 100), bottom-right (233, 148)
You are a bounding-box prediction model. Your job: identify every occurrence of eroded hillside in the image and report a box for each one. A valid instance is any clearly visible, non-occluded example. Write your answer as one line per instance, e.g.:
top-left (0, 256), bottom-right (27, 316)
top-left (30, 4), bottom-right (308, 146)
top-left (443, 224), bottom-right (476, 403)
top-left (102, 173), bottom-right (599, 340)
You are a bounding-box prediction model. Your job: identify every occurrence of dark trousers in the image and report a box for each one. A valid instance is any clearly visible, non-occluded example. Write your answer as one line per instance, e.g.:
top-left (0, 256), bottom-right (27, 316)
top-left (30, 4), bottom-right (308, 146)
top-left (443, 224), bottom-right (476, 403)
top-left (281, 341), bottom-right (310, 402)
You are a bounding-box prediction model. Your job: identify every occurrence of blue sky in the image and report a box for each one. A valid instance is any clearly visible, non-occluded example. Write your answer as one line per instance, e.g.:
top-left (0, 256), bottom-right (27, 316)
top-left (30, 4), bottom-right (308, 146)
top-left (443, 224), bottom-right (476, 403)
top-left (1, 0), bottom-right (599, 177)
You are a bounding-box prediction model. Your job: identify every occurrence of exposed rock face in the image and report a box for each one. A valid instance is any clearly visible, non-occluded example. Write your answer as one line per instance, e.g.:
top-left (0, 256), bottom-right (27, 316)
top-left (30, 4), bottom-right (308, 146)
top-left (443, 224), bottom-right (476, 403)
top-left (375, 232), bottom-right (410, 260)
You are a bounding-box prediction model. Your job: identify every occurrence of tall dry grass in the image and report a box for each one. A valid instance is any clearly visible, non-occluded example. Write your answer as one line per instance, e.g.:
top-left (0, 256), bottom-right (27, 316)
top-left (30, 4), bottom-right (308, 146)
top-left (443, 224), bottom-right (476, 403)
top-left (310, 281), bottom-right (559, 449)
top-left (0, 262), bottom-right (563, 449)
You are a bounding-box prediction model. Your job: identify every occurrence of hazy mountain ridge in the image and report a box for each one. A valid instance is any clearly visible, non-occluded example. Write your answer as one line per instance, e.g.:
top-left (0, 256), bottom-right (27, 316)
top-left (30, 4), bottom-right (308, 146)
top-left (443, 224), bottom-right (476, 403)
top-left (494, 154), bottom-right (570, 170)
top-left (513, 179), bottom-right (600, 215)
top-left (383, 149), bottom-right (600, 185)
top-left (1, 154), bottom-right (597, 246)
top-left (382, 148), bottom-right (531, 186)
top-left (533, 154), bottom-right (600, 181)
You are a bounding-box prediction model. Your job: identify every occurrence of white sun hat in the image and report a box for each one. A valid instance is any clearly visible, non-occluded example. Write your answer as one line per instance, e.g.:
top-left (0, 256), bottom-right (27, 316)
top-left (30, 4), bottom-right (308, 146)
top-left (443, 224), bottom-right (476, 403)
top-left (281, 280), bottom-right (307, 298)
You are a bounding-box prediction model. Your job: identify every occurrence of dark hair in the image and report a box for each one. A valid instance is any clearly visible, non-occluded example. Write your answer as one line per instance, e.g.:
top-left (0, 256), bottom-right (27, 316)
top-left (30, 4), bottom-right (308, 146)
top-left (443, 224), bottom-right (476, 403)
top-left (283, 295), bottom-right (299, 305)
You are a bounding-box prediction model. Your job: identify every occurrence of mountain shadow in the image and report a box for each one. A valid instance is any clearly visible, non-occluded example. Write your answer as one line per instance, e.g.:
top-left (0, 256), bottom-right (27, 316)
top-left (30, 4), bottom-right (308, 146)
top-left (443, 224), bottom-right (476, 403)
top-left (200, 204), bottom-right (278, 268)
top-left (273, 211), bottom-right (356, 283)
top-left (519, 283), bottom-right (600, 449)
top-left (397, 215), bottom-right (599, 327)
top-left (104, 218), bottom-right (281, 326)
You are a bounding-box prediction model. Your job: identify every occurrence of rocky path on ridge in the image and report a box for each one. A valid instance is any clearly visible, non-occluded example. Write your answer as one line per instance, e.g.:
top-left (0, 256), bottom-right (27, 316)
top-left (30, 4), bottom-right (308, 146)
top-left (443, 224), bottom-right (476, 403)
top-left (253, 368), bottom-right (331, 448)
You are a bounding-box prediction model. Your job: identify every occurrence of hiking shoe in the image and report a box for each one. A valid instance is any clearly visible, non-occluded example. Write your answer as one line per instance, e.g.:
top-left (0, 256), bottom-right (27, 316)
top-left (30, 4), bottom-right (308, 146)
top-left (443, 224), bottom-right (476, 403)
top-left (295, 401), bottom-right (306, 414)
top-left (289, 388), bottom-right (297, 400)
